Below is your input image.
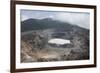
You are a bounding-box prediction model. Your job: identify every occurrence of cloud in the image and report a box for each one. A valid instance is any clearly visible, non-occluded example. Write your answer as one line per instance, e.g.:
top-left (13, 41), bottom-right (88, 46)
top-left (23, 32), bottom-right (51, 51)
top-left (21, 10), bottom-right (90, 29)
top-left (21, 15), bottom-right (29, 21)
top-left (53, 12), bottom-right (90, 29)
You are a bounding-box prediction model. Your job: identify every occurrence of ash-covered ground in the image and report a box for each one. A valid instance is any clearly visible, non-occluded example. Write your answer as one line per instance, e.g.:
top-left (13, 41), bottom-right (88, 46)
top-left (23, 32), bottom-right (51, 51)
top-left (21, 18), bottom-right (89, 63)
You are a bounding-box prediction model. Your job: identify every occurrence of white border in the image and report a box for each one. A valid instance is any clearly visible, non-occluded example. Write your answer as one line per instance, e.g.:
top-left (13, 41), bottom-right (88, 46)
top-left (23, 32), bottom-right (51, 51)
top-left (16, 4), bottom-right (94, 69)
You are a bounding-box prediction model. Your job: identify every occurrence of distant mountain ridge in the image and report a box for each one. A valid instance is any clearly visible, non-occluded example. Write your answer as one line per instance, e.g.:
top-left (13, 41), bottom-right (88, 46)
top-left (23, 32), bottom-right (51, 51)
top-left (21, 18), bottom-right (88, 32)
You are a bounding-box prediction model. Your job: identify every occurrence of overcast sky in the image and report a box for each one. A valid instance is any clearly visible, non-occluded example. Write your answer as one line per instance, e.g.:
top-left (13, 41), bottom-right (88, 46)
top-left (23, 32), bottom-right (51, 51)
top-left (21, 10), bottom-right (90, 29)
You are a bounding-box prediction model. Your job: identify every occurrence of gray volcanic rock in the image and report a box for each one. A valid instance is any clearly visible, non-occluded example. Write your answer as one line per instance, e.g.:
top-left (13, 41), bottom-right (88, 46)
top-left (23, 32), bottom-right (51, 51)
top-left (21, 18), bottom-right (89, 62)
